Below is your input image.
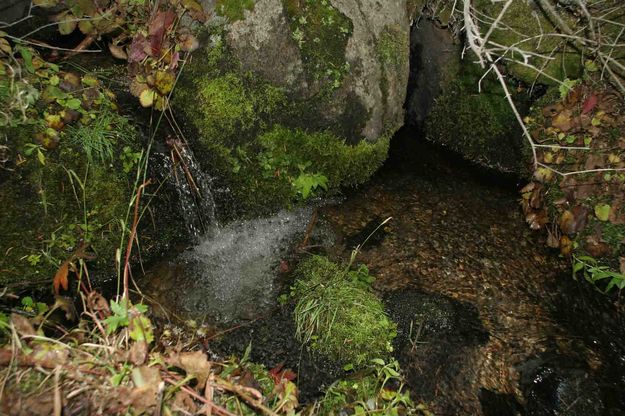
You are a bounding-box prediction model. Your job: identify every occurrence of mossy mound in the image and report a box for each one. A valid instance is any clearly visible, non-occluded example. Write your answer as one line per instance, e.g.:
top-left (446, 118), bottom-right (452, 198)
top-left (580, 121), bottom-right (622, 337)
top-left (425, 59), bottom-right (525, 172)
top-left (292, 256), bottom-right (396, 368)
top-left (174, 28), bottom-right (390, 217)
top-left (0, 110), bottom-right (142, 287)
top-left (215, 0), bottom-right (255, 22)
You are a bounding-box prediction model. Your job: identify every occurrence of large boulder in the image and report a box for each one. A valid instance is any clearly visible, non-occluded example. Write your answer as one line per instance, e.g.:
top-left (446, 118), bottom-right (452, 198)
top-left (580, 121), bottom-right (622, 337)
top-left (176, 0), bottom-right (411, 216)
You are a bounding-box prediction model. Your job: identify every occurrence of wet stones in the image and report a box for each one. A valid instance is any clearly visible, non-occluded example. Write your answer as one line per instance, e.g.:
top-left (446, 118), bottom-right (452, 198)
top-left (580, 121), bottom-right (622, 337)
top-left (518, 356), bottom-right (604, 416)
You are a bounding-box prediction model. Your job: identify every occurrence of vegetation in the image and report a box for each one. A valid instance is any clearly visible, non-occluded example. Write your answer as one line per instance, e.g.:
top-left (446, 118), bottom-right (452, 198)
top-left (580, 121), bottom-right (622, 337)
top-left (317, 359), bottom-right (431, 416)
top-left (520, 73), bottom-right (625, 292)
top-left (283, 0), bottom-right (353, 92)
top-left (291, 256), bottom-right (396, 368)
top-left (425, 58), bottom-right (523, 172)
top-left (216, 0), bottom-right (256, 22)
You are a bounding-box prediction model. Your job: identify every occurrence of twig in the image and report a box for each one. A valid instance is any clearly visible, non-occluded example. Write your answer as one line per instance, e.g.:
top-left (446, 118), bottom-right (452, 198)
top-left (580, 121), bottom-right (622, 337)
top-left (123, 180), bottom-right (151, 300)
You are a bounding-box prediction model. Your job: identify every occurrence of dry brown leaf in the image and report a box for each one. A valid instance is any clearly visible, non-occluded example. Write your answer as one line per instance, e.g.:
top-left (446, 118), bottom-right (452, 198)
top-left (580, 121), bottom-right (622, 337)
top-left (584, 234), bottom-right (612, 257)
top-left (10, 313), bottom-right (35, 337)
top-left (167, 350), bottom-right (212, 388)
top-left (109, 43), bottom-right (128, 60)
top-left (129, 341), bottom-right (148, 365)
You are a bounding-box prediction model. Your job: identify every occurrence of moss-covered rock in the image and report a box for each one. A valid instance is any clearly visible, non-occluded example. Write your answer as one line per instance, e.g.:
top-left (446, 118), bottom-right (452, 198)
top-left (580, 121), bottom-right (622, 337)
top-left (425, 59), bottom-right (526, 172)
top-left (473, 0), bottom-right (583, 85)
top-left (292, 256), bottom-right (396, 368)
top-left (174, 0), bottom-right (410, 215)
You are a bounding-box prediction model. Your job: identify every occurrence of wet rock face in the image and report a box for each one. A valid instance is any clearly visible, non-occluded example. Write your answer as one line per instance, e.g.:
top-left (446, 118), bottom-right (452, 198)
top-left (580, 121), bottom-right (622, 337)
top-left (405, 19), bottom-right (460, 128)
top-left (519, 357), bottom-right (604, 416)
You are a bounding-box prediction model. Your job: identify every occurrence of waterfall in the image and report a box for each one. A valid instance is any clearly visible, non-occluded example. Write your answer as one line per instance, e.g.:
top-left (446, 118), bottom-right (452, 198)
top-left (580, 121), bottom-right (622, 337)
top-left (165, 135), bottom-right (217, 240)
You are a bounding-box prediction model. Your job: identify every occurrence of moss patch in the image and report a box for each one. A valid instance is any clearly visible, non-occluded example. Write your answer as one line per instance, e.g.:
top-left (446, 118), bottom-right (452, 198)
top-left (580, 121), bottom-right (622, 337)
top-left (292, 256), bottom-right (396, 368)
top-left (215, 0), bottom-right (255, 22)
top-left (0, 111), bottom-right (140, 287)
top-left (425, 59), bottom-right (525, 171)
top-left (283, 0), bottom-right (353, 93)
top-left (474, 0), bottom-right (582, 85)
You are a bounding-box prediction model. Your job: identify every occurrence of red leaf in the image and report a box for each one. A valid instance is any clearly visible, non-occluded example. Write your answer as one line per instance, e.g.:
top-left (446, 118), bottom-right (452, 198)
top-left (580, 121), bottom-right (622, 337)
top-left (128, 33), bottom-right (149, 62)
top-left (269, 363), bottom-right (296, 384)
top-left (582, 95), bottom-right (598, 115)
top-left (149, 10), bottom-right (176, 57)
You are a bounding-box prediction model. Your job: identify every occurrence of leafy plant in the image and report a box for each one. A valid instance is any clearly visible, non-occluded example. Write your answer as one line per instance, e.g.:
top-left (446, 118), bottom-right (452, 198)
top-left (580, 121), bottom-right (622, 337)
top-left (319, 359), bottom-right (430, 415)
top-left (292, 171), bottom-right (328, 199)
top-left (103, 299), bottom-right (154, 343)
top-left (573, 255), bottom-right (625, 293)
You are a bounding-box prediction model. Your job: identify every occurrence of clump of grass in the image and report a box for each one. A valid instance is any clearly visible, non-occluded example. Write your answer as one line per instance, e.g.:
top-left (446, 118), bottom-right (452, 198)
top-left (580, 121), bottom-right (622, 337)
top-left (66, 110), bottom-right (133, 165)
top-left (292, 256), bottom-right (396, 368)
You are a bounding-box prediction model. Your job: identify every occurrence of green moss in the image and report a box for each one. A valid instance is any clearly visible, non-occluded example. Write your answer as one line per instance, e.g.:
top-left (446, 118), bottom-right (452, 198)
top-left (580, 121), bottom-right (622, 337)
top-left (474, 0), bottom-right (582, 85)
top-left (215, 0), bottom-right (255, 22)
top-left (292, 256), bottom-right (396, 368)
top-left (283, 0), bottom-right (353, 92)
top-left (425, 61), bottom-right (524, 171)
top-left (378, 25), bottom-right (409, 71)
top-left (0, 114), bottom-right (140, 286)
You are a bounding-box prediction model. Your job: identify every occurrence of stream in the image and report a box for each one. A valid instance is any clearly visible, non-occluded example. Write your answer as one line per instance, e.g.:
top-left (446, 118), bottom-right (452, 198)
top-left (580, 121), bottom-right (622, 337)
top-left (140, 128), bottom-right (625, 415)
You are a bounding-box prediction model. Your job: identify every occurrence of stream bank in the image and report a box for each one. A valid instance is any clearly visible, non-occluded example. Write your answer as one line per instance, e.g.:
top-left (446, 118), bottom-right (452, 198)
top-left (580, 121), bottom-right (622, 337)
top-left (140, 127), bottom-right (625, 415)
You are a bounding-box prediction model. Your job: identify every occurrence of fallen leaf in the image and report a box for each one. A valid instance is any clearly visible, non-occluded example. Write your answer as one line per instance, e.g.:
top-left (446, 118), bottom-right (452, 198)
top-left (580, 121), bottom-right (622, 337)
top-left (109, 44), bottom-right (128, 60)
top-left (148, 10), bottom-right (176, 56)
top-left (560, 235), bottom-right (573, 255)
top-left (594, 203), bottom-right (611, 221)
top-left (167, 350), bottom-right (212, 388)
top-left (129, 341), bottom-right (148, 365)
top-left (53, 261), bottom-right (70, 295)
top-left (560, 206), bottom-right (589, 235)
top-left (582, 95), bottom-right (598, 115)
top-left (620, 257), bottom-right (625, 275)
top-left (11, 313), bottom-right (36, 337)
top-left (139, 89), bottom-right (156, 107)
top-left (585, 234), bottom-right (612, 257)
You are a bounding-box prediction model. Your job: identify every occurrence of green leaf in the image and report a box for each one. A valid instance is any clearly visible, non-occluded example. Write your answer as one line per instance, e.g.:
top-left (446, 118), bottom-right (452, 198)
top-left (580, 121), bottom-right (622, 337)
top-left (57, 12), bottom-right (78, 35)
top-left (64, 97), bottom-right (82, 110)
top-left (594, 204), bottom-right (610, 221)
top-left (16, 46), bottom-right (34, 73)
top-left (36, 150), bottom-right (46, 165)
top-left (128, 314), bottom-right (154, 343)
top-left (559, 78), bottom-right (579, 98)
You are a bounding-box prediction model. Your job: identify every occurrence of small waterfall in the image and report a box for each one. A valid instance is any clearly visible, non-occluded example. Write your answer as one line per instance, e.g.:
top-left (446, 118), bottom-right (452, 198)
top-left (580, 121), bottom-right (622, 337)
top-left (165, 136), bottom-right (217, 239)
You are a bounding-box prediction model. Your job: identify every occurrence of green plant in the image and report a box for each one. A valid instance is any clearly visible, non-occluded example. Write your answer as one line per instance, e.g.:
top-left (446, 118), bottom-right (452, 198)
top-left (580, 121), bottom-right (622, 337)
top-left (292, 256), bottom-right (396, 368)
top-left (573, 255), bottom-right (625, 293)
top-left (292, 171), bottom-right (328, 199)
top-left (67, 110), bottom-right (133, 165)
top-left (103, 299), bottom-right (154, 343)
top-left (319, 359), bottom-right (429, 415)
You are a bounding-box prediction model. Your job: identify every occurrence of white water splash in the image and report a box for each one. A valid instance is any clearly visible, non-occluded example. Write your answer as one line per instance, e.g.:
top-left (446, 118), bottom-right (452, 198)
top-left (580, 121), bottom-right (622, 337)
top-left (146, 207), bottom-right (314, 323)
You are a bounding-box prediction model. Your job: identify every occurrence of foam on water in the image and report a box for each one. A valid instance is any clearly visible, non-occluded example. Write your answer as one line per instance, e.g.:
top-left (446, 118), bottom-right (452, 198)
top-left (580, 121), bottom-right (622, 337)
top-left (146, 207), bottom-right (313, 323)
